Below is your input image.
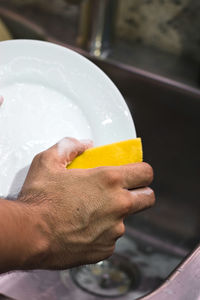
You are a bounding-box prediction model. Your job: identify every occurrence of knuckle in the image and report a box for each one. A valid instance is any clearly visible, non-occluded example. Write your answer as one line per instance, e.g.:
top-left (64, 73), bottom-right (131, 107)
top-left (116, 223), bottom-right (125, 237)
top-left (38, 151), bottom-right (48, 165)
top-left (121, 195), bottom-right (133, 214)
top-left (104, 169), bottom-right (121, 186)
top-left (32, 152), bottom-right (44, 167)
top-left (94, 167), bottom-right (121, 186)
top-left (33, 152), bottom-right (41, 162)
top-left (34, 151), bottom-right (53, 170)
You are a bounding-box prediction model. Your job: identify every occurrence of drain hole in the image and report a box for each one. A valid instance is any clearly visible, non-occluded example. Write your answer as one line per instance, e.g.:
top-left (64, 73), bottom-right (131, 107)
top-left (69, 254), bottom-right (140, 297)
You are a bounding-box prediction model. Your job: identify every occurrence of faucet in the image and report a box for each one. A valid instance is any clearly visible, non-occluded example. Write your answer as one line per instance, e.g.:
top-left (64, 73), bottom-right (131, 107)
top-left (76, 0), bottom-right (118, 58)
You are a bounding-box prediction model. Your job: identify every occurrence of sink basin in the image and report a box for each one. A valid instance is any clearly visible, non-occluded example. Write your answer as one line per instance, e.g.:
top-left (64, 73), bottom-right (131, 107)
top-left (0, 6), bottom-right (200, 300)
top-left (81, 57), bottom-right (200, 299)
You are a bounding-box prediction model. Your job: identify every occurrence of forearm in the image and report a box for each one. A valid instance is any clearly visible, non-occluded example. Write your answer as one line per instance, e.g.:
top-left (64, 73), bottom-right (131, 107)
top-left (0, 198), bottom-right (49, 273)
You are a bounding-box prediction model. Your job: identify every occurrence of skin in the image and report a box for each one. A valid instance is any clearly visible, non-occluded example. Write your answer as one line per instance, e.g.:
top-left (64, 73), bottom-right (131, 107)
top-left (0, 137), bottom-right (155, 273)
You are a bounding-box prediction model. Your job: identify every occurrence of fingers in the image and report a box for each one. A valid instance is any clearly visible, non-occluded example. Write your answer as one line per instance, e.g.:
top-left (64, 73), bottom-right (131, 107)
top-left (38, 137), bottom-right (93, 168)
top-left (120, 162), bottom-right (153, 189)
top-left (121, 187), bottom-right (155, 216)
top-left (99, 163), bottom-right (153, 189)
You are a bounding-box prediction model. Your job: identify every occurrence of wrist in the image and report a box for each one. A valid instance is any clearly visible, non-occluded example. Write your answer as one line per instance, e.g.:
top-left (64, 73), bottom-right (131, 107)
top-left (0, 197), bottom-right (50, 272)
top-left (15, 197), bottom-right (51, 270)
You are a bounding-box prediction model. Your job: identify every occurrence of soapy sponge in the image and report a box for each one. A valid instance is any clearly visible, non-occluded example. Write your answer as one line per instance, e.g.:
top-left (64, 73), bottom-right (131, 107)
top-left (67, 138), bottom-right (142, 169)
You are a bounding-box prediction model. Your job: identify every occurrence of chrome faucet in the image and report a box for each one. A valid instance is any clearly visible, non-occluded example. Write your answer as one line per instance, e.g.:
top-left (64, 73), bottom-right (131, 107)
top-left (76, 0), bottom-right (118, 58)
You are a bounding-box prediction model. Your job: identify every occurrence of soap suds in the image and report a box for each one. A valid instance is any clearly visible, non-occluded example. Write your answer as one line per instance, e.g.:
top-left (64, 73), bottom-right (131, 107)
top-left (57, 137), bottom-right (93, 164)
top-left (79, 139), bottom-right (93, 148)
top-left (57, 138), bottom-right (79, 159)
top-left (130, 187), bottom-right (153, 197)
top-left (0, 83), bottom-right (92, 197)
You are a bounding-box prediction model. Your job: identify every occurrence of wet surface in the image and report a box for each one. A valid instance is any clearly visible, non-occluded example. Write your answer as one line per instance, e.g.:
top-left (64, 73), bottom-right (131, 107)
top-left (0, 230), bottom-right (183, 300)
top-left (69, 255), bottom-right (139, 297)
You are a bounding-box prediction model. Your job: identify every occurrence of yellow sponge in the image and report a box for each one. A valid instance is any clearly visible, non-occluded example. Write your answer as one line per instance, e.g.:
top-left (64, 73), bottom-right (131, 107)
top-left (67, 138), bottom-right (143, 169)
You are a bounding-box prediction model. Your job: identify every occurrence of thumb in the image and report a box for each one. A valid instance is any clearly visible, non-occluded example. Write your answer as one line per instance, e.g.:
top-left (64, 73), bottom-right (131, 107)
top-left (45, 137), bottom-right (93, 167)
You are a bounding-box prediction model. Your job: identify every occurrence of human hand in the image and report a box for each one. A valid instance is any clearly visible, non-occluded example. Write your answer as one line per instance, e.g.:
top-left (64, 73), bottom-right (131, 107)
top-left (19, 137), bottom-right (155, 270)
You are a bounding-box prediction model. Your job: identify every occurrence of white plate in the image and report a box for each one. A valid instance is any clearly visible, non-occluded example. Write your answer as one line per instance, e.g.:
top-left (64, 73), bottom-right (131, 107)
top-left (0, 39), bottom-right (136, 197)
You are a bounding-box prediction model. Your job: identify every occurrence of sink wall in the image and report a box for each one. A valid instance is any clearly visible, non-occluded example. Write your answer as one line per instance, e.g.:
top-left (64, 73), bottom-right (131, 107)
top-left (92, 59), bottom-right (200, 251)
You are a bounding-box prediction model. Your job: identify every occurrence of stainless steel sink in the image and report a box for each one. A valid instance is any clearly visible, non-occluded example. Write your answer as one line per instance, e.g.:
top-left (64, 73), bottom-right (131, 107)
top-left (0, 7), bottom-right (200, 300)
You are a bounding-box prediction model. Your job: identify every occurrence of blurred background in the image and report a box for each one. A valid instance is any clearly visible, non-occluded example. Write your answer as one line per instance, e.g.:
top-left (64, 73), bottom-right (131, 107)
top-left (0, 0), bottom-right (200, 88)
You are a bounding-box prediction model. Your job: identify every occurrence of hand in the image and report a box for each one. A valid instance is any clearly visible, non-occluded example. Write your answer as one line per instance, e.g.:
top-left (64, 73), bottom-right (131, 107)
top-left (19, 137), bottom-right (155, 270)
